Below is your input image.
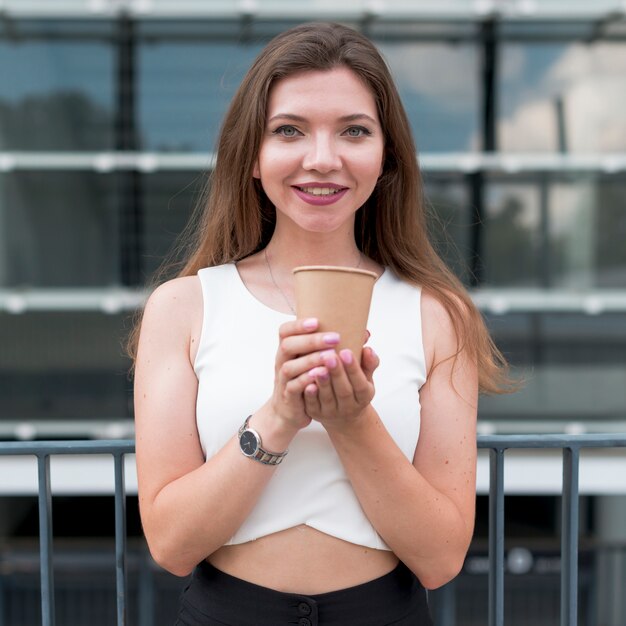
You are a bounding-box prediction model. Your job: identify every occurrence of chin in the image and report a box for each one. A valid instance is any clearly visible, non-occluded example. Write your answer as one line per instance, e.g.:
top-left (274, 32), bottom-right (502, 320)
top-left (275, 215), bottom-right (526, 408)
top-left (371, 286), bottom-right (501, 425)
top-left (297, 213), bottom-right (354, 233)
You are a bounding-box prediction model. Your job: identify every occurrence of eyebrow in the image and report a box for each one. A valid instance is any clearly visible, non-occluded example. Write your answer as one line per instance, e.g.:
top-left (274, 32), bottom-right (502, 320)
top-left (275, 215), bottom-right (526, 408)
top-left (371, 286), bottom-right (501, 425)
top-left (267, 113), bottom-right (379, 125)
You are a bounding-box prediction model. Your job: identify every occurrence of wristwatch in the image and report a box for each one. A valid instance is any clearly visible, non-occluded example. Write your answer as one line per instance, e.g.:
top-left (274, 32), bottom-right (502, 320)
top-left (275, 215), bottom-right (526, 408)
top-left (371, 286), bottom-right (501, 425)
top-left (238, 415), bottom-right (288, 466)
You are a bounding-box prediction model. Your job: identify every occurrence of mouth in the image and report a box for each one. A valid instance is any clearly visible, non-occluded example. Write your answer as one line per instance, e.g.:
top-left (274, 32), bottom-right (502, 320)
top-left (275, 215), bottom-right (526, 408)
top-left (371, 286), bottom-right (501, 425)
top-left (293, 186), bottom-right (347, 197)
top-left (291, 184), bottom-right (349, 206)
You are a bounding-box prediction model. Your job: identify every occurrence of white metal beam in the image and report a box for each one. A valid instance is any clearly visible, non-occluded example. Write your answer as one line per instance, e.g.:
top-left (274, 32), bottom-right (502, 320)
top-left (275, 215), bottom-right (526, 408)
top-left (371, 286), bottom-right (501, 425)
top-left (2, 287), bottom-right (626, 314)
top-left (0, 0), bottom-right (625, 21)
top-left (1, 152), bottom-right (625, 173)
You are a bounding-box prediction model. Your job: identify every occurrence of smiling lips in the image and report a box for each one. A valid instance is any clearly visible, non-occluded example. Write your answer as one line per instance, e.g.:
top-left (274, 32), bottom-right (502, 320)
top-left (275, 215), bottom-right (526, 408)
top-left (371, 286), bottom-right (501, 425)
top-left (292, 182), bottom-right (349, 206)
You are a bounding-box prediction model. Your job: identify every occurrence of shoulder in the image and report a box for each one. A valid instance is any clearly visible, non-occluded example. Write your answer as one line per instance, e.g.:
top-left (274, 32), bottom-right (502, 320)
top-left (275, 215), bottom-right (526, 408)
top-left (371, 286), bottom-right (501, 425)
top-left (140, 276), bottom-right (203, 349)
top-left (420, 289), bottom-right (454, 329)
top-left (420, 288), bottom-right (470, 370)
top-left (144, 275), bottom-right (202, 319)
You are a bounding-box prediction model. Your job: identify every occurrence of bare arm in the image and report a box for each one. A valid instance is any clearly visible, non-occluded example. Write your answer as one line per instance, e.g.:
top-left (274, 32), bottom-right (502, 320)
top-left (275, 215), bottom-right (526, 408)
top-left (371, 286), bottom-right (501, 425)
top-left (305, 292), bottom-right (477, 589)
top-left (134, 277), bottom-right (337, 576)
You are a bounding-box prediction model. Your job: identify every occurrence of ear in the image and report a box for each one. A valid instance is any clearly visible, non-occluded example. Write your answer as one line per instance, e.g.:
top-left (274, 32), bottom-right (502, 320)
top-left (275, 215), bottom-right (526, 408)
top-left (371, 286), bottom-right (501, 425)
top-left (253, 160), bottom-right (260, 179)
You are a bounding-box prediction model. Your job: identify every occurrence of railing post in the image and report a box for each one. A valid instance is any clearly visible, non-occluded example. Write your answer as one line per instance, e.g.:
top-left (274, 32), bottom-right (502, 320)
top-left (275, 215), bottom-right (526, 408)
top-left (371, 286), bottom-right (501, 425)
top-left (561, 446), bottom-right (580, 626)
top-left (489, 447), bottom-right (505, 626)
top-left (37, 454), bottom-right (55, 626)
top-left (138, 549), bottom-right (156, 626)
top-left (114, 453), bottom-right (128, 625)
top-left (0, 570), bottom-right (5, 626)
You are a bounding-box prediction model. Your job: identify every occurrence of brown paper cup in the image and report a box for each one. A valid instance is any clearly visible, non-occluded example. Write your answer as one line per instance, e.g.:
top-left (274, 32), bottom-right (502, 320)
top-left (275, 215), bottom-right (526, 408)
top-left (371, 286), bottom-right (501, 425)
top-left (293, 265), bottom-right (378, 360)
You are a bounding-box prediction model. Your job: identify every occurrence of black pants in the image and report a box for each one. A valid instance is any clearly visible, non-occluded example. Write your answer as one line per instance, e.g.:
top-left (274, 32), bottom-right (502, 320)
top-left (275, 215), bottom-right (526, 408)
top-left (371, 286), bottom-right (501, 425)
top-left (175, 560), bottom-right (433, 626)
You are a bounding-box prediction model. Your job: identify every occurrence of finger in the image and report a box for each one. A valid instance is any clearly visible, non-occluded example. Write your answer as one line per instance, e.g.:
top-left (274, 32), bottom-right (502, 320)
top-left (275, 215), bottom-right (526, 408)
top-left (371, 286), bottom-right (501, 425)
top-left (284, 366), bottom-right (327, 398)
top-left (277, 331), bottom-right (341, 367)
top-left (278, 317), bottom-right (319, 340)
top-left (337, 349), bottom-right (372, 405)
top-left (303, 382), bottom-right (321, 418)
top-left (313, 358), bottom-right (337, 410)
top-left (363, 329), bottom-right (371, 345)
top-left (278, 349), bottom-right (333, 383)
top-left (360, 346), bottom-right (380, 381)
top-left (322, 349), bottom-right (355, 404)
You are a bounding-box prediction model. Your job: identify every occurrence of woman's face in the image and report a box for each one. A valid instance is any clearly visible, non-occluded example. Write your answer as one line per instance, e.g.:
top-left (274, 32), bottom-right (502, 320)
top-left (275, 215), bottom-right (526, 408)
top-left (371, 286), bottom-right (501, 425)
top-left (254, 66), bottom-right (384, 237)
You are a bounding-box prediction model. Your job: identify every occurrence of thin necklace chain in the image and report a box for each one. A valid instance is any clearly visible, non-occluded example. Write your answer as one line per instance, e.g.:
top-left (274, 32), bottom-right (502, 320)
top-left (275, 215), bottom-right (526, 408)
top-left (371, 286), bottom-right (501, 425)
top-left (264, 248), bottom-right (362, 315)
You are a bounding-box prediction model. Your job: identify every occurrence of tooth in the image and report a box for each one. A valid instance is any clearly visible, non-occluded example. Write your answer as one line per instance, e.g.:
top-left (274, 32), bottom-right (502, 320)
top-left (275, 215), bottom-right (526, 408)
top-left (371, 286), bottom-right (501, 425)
top-left (300, 187), bottom-right (341, 195)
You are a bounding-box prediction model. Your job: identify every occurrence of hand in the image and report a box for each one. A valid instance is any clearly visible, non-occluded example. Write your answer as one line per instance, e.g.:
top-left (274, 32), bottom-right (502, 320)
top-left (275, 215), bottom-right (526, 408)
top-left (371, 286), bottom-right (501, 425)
top-left (303, 344), bottom-right (379, 432)
top-left (268, 317), bottom-right (344, 432)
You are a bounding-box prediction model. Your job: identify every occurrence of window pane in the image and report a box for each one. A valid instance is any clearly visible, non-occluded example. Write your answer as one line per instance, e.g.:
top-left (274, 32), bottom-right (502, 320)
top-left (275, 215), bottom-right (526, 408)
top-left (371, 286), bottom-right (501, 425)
top-left (0, 172), bottom-right (119, 287)
top-left (482, 181), bottom-right (542, 287)
top-left (0, 312), bottom-right (132, 420)
top-left (423, 174), bottom-right (472, 284)
top-left (481, 175), bottom-right (626, 289)
top-left (138, 33), bottom-right (263, 152)
top-left (498, 42), bottom-right (626, 152)
top-left (480, 313), bottom-right (626, 422)
top-left (380, 42), bottom-right (481, 152)
top-left (550, 176), bottom-right (626, 289)
top-left (142, 170), bottom-right (205, 281)
top-left (0, 21), bottom-right (114, 150)
top-left (138, 33), bottom-right (480, 153)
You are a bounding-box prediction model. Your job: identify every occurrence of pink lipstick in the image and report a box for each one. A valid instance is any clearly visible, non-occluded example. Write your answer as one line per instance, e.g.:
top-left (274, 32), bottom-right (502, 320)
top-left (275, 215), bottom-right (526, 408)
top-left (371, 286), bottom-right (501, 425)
top-left (292, 182), bottom-right (348, 206)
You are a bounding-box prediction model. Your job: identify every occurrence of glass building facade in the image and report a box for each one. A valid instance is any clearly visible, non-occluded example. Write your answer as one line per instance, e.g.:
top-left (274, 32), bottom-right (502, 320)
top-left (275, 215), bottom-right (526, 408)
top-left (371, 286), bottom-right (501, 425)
top-left (1, 3), bottom-right (624, 433)
top-left (0, 2), bottom-right (625, 624)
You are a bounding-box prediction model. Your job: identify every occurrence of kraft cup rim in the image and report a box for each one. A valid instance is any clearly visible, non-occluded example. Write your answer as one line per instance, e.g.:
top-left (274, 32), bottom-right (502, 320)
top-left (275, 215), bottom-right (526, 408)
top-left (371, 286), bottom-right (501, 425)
top-left (292, 265), bottom-right (378, 280)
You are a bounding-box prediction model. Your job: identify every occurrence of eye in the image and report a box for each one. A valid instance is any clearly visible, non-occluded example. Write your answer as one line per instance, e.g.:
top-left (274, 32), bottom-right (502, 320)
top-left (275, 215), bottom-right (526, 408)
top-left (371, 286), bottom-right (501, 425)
top-left (344, 126), bottom-right (371, 138)
top-left (273, 125), bottom-right (301, 137)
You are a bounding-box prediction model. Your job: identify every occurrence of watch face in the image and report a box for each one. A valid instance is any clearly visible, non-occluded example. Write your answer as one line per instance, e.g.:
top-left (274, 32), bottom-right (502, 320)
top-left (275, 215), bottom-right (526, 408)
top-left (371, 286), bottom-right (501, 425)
top-left (240, 430), bottom-right (259, 457)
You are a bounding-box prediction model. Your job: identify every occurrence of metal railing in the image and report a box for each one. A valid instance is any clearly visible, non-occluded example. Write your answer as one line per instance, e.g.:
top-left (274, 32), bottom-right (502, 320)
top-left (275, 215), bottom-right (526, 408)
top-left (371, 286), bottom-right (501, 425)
top-left (0, 440), bottom-right (135, 626)
top-left (1, 434), bottom-right (626, 626)
top-left (478, 433), bottom-right (626, 626)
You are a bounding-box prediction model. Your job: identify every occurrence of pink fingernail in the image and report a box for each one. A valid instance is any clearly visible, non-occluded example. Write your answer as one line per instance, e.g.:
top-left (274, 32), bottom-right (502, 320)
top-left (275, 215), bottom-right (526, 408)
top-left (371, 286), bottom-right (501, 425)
top-left (309, 366), bottom-right (329, 380)
top-left (303, 318), bottom-right (318, 330)
top-left (340, 349), bottom-right (353, 365)
top-left (323, 353), bottom-right (337, 368)
top-left (323, 332), bottom-right (340, 345)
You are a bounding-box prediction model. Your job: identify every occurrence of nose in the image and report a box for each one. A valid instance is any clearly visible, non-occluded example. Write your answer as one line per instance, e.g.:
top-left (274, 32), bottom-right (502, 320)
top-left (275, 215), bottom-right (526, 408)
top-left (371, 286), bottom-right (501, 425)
top-left (302, 133), bottom-right (342, 173)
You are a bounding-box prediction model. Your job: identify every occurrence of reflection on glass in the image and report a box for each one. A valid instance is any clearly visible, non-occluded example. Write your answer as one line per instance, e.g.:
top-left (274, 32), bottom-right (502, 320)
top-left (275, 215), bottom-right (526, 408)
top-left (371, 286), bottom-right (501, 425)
top-left (0, 32), bottom-right (114, 150)
top-left (142, 171), bottom-right (205, 281)
top-left (138, 40), bottom-right (263, 152)
top-left (594, 178), bottom-right (626, 288)
top-left (423, 175), bottom-right (472, 284)
top-left (499, 43), bottom-right (626, 152)
top-left (139, 37), bottom-right (480, 153)
top-left (549, 177), bottom-right (595, 289)
top-left (0, 312), bottom-right (132, 420)
top-left (482, 182), bottom-right (542, 286)
top-left (480, 313), bottom-right (626, 422)
top-left (0, 172), bottom-right (119, 287)
top-left (550, 176), bottom-right (626, 289)
top-left (379, 42), bottom-right (480, 152)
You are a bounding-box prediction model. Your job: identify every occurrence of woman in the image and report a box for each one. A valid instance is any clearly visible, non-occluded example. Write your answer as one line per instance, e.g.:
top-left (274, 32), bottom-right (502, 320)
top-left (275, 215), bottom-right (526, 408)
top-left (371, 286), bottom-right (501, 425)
top-left (131, 22), bottom-right (510, 626)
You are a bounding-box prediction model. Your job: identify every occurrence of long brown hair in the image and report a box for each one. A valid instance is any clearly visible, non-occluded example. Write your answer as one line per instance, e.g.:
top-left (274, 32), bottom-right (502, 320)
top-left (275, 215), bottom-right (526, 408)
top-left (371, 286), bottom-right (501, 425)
top-left (128, 22), bottom-right (511, 393)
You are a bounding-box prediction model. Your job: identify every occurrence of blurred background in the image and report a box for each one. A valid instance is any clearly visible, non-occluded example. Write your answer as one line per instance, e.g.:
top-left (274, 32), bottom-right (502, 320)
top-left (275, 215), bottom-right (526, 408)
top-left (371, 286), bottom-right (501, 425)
top-left (0, 1), bottom-right (625, 624)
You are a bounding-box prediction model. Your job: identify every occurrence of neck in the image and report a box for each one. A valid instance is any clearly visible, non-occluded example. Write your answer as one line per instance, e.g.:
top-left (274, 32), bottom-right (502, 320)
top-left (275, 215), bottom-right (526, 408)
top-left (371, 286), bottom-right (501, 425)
top-left (262, 230), bottom-right (364, 315)
top-left (265, 230), bottom-right (362, 271)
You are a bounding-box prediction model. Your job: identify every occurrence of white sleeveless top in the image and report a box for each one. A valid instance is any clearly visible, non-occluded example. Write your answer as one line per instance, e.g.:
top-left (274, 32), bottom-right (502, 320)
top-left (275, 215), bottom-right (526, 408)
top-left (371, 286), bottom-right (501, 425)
top-left (194, 263), bottom-right (426, 550)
